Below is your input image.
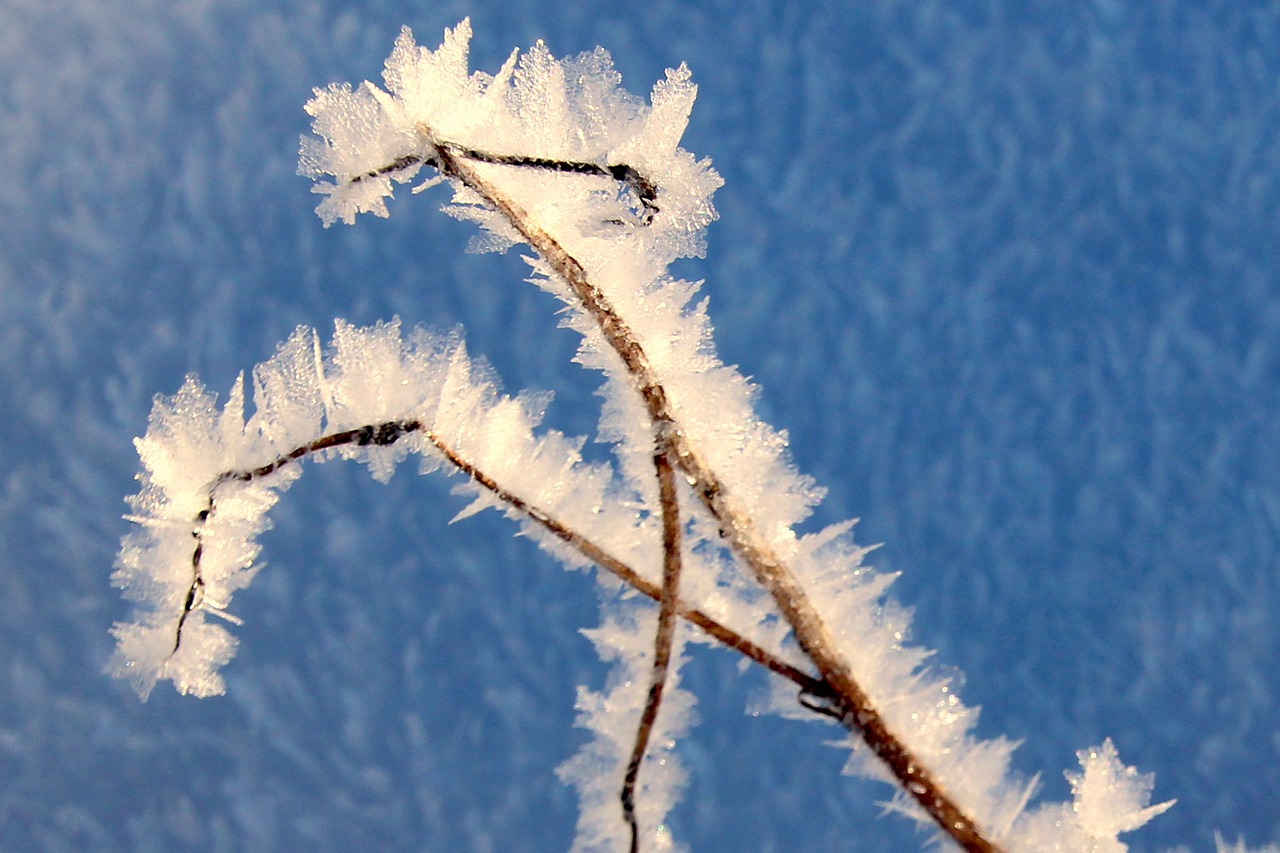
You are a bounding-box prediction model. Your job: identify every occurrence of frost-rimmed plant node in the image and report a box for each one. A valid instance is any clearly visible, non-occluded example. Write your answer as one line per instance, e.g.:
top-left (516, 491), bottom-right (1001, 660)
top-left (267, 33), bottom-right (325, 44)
top-left (109, 19), bottom-right (1175, 852)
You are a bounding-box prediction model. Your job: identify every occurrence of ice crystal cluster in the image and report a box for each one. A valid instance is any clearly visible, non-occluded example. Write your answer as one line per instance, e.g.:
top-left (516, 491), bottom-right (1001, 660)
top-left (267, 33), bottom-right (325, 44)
top-left (110, 20), bottom-right (1176, 851)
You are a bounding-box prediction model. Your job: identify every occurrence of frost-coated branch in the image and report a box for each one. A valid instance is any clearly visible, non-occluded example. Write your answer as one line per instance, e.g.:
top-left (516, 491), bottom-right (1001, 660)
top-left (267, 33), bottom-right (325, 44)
top-left (421, 118), bottom-right (996, 851)
top-left (110, 321), bottom-right (824, 704)
top-left (621, 450), bottom-right (683, 853)
top-left (159, 412), bottom-right (816, 698)
top-left (111, 20), bottom-right (1180, 853)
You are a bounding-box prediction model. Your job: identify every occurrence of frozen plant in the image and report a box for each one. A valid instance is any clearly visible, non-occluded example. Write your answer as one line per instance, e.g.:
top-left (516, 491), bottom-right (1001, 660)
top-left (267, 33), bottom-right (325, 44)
top-left (108, 20), bottom-right (1178, 852)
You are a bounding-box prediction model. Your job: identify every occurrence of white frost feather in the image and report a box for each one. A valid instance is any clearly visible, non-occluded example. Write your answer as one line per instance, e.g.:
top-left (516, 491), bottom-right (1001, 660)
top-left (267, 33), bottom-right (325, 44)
top-left (1003, 739), bottom-right (1174, 851)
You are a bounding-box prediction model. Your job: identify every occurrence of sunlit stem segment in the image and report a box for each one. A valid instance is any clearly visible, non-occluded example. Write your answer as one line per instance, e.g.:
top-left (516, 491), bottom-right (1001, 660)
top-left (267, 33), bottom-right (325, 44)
top-left (420, 133), bottom-right (1002, 853)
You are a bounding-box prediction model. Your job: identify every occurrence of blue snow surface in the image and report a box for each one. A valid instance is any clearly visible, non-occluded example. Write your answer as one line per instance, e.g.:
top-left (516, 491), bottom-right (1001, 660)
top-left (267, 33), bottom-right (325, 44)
top-left (2, 1), bottom-right (1277, 850)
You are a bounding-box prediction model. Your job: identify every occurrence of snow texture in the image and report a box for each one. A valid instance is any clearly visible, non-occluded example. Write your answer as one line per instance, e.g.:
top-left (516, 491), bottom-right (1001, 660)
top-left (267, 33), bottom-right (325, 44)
top-left (1217, 837), bottom-right (1280, 853)
top-left (5, 1), bottom-right (1280, 851)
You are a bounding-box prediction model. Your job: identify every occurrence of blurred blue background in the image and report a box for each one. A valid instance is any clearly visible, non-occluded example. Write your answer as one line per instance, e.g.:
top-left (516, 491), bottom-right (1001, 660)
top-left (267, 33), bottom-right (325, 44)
top-left (2, 0), bottom-right (1278, 849)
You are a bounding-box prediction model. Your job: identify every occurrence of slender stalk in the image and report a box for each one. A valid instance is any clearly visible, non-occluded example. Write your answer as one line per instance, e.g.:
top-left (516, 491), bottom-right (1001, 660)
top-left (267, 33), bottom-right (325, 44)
top-left (422, 139), bottom-right (1001, 852)
top-left (422, 135), bottom-right (694, 848)
top-left (172, 421), bottom-right (424, 656)
top-left (621, 449), bottom-right (684, 853)
top-left (350, 144), bottom-right (658, 223)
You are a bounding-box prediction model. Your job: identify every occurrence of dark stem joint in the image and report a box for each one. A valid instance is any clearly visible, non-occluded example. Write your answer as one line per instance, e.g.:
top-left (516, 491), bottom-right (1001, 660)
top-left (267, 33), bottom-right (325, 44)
top-left (798, 682), bottom-right (845, 721)
top-left (356, 420), bottom-right (419, 447)
top-left (606, 163), bottom-right (659, 219)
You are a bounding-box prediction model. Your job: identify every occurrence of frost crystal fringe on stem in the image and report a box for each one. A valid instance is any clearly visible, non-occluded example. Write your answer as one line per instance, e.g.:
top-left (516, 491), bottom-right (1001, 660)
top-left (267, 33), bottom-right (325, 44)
top-left (111, 20), bottom-right (1176, 852)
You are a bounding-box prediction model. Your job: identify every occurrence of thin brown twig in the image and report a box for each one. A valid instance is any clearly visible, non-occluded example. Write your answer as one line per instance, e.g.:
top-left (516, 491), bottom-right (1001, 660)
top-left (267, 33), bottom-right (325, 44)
top-left (350, 144), bottom-right (659, 223)
top-left (171, 421), bottom-right (424, 657)
top-left (420, 139), bottom-right (1002, 852)
top-left (621, 448), bottom-right (684, 853)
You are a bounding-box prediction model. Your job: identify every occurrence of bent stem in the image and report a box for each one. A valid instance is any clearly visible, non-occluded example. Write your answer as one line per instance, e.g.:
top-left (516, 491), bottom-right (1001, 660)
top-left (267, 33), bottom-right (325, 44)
top-left (173, 418), bottom-right (826, 700)
top-left (173, 421), bottom-right (423, 657)
top-left (420, 137), bottom-right (1001, 852)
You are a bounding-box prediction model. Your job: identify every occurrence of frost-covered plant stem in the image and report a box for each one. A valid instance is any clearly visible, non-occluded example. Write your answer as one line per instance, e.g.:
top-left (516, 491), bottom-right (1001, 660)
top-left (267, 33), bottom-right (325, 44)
top-left (179, 414), bottom-right (813, 694)
top-left (622, 451), bottom-right (682, 853)
top-left (430, 135), bottom-right (701, 853)
top-left (423, 130), bottom-right (997, 852)
top-left (168, 390), bottom-right (846, 850)
top-left (113, 23), bottom-right (1178, 852)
